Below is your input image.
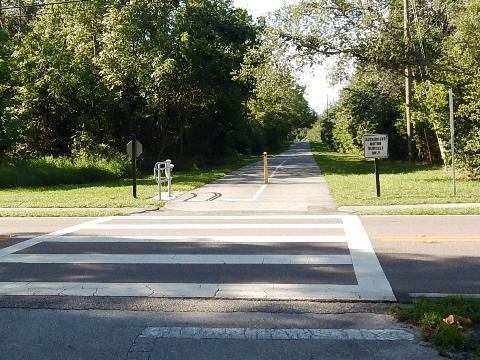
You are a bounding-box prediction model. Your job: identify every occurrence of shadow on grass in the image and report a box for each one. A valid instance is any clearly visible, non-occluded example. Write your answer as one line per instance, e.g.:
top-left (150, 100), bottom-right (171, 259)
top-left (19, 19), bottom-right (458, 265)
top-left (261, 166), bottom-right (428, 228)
top-left (1, 157), bottom-right (261, 192)
top-left (311, 142), bottom-right (439, 176)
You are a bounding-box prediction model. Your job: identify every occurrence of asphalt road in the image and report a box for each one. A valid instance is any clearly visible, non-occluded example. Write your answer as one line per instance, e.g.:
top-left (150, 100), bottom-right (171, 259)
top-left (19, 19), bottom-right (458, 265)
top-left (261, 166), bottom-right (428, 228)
top-left (0, 142), bottom-right (476, 359)
top-left (1, 214), bottom-right (478, 302)
top-left (362, 215), bottom-right (480, 301)
top-left (0, 307), bottom-right (440, 360)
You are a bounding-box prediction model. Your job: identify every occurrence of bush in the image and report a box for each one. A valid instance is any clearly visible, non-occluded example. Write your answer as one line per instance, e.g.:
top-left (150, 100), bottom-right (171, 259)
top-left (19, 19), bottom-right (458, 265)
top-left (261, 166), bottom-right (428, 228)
top-left (0, 154), bottom-right (129, 188)
top-left (392, 297), bottom-right (480, 354)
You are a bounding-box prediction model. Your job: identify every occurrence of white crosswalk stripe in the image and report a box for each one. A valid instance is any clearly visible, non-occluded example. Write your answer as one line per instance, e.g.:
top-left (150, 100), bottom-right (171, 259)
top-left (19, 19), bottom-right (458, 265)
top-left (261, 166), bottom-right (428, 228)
top-left (0, 254), bottom-right (353, 265)
top-left (39, 235), bottom-right (346, 243)
top-left (0, 215), bottom-right (396, 301)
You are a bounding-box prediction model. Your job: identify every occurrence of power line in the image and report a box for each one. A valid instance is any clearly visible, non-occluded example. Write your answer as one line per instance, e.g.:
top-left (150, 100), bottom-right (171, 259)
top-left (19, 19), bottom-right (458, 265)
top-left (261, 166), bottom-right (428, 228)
top-left (0, 0), bottom-right (159, 18)
top-left (0, 0), bottom-right (133, 19)
top-left (411, 0), bottom-right (428, 78)
top-left (0, 0), bottom-right (91, 11)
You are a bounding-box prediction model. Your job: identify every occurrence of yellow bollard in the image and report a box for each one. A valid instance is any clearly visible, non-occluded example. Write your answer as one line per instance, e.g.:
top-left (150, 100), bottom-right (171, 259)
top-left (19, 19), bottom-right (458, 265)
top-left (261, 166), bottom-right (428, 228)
top-left (263, 152), bottom-right (268, 184)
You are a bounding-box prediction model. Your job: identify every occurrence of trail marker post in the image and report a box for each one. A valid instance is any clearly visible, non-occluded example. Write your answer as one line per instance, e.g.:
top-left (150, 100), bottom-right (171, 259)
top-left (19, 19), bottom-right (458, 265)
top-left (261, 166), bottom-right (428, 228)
top-left (263, 152), bottom-right (268, 184)
top-left (363, 134), bottom-right (389, 197)
top-left (127, 136), bottom-right (143, 198)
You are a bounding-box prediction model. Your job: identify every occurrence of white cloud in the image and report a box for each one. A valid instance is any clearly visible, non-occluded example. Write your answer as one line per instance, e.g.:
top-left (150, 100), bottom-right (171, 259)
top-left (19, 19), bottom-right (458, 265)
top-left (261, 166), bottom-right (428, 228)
top-left (233, 0), bottom-right (342, 113)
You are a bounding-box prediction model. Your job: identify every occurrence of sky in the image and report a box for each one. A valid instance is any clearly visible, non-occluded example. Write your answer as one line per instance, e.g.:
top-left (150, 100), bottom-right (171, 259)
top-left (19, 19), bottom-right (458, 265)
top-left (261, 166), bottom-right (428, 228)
top-left (233, 0), bottom-right (342, 113)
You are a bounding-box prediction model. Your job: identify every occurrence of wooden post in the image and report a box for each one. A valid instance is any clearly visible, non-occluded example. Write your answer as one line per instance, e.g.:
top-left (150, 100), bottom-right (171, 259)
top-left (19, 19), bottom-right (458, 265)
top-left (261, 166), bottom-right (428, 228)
top-left (404, 0), bottom-right (413, 161)
top-left (18, 0), bottom-right (22, 33)
top-left (263, 152), bottom-right (268, 184)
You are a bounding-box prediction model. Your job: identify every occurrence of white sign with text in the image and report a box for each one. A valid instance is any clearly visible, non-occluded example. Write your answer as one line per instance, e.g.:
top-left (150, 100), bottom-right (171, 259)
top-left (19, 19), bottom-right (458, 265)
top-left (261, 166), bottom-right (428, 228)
top-left (363, 134), bottom-right (389, 158)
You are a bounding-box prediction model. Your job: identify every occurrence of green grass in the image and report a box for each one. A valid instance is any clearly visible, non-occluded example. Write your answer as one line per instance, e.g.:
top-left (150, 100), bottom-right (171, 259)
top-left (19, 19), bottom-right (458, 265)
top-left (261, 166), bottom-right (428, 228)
top-left (0, 156), bottom-right (129, 187)
top-left (391, 297), bottom-right (480, 355)
top-left (0, 209), bottom-right (135, 217)
top-left (356, 208), bottom-right (480, 215)
top-left (311, 142), bottom-right (480, 207)
top-left (0, 155), bottom-right (259, 210)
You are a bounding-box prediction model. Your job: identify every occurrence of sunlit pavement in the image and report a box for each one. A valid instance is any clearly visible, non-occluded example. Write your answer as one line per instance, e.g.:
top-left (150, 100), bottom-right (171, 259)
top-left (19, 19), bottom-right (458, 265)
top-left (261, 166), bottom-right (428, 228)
top-left (0, 143), bottom-right (472, 359)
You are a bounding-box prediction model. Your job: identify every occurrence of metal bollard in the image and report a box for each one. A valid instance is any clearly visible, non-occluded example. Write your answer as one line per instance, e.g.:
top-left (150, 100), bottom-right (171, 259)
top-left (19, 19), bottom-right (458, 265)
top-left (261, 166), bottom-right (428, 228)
top-left (165, 159), bottom-right (174, 198)
top-left (154, 162), bottom-right (163, 201)
top-left (154, 160), bottom-right (174, 201)
top-left (263, 152), bottom-right (268, 184)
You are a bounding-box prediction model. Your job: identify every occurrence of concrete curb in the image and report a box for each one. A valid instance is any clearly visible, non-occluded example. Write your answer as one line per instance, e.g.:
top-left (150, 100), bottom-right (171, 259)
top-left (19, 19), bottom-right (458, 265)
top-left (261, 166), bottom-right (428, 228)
top-left (338, 203), bottom-right (480, 212)
top-left (0, 207), bottom-right (160, 214)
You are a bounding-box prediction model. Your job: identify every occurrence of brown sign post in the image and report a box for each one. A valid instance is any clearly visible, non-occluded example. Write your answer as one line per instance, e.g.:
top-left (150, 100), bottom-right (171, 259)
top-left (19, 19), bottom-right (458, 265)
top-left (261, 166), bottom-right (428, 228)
top-left (126, 136), bottom-right (143, 198)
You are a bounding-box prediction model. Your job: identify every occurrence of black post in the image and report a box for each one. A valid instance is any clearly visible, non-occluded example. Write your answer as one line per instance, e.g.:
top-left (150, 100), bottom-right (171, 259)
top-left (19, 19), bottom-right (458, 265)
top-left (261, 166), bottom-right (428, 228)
top-left (132, 135), bottom-right (137, 198)
top-left (374, 158), bottom-right (381, 197)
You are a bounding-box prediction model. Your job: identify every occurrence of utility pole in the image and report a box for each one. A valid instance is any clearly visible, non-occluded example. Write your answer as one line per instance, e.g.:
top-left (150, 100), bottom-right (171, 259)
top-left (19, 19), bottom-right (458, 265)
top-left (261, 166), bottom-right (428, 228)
top-left (323, 94), bottom-right (329, 142)
top-left (449, 89), bottom-right (457, 197)
top-left (326, 94), bottom-right (329, 122)
top-left (17, 0), bottom-right (22, 33)
top-left (404, 0), bottom-right (413, 161)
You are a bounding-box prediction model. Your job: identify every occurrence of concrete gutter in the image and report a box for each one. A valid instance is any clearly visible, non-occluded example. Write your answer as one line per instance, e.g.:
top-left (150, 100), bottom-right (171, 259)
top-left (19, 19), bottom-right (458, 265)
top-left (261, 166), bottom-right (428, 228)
top-left (339, 202), bottom-right (480, 212)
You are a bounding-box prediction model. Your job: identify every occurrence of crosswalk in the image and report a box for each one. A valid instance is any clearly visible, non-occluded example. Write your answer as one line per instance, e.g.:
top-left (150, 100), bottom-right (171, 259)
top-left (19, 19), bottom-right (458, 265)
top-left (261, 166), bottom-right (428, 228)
top-left (0, 215), bottom-right (395, 301)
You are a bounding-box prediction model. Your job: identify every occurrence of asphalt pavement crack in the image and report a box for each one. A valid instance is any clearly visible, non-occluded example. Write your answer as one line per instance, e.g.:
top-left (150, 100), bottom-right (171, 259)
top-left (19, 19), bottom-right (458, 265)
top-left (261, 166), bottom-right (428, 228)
top-left (145, 285), bottom-right (155, 297)
top-left (126, 330), bottom-right (157, 360)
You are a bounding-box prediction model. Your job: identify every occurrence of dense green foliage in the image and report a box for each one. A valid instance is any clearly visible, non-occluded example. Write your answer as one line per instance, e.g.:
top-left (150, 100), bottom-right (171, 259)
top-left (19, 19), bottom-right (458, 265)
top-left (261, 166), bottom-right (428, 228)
top-left (277, 0), bottom-right (480, 177)
top-left (0, 0), bottom-right (315, 175)
top-left (319, 68), bottom-right (407, 159)
top-left (0, 154), bottom-right (129, 187)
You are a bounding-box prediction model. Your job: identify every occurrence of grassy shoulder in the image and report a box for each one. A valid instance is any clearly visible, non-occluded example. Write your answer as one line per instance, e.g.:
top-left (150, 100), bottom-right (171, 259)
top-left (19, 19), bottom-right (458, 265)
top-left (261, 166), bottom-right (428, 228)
top-left (391, 297), bottom-right (480, 357)
top-left (0, 209), bottom-right (135, 217)
top-left (310, 142), bottom-right (480, 207)
top-left (0, 156), bottom-right (128, 188)
top-left (356, 208), bottom-right (480, 215)
top-left (0, 155), bottom-right (259, 212)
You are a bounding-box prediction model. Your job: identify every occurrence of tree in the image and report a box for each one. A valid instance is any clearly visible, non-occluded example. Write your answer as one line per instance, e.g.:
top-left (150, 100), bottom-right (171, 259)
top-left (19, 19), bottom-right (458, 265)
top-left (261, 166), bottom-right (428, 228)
top-left (98, 0), bottom-right (257, 163)
top-left (237, 30), bottom-right (317, 151)
top-left (9, 0), bottom-right (110, 157)
top-left (274, 0), bottom-right (480, 176)
top-left (0, 27), bottom-right (12, 159)
top-left (320, 66), bottom-right (406, 158)
top-left (2, 0), bottom-right (313, 167)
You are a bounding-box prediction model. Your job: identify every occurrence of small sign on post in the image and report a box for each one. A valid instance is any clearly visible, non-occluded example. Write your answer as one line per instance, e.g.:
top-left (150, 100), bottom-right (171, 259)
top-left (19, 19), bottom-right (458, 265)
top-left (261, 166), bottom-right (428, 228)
top-left (127, 137), bottom-right (143, 198)
top-left (363, 134), bottom-right (389, 197)
top-left (127, 139), bottom-right (143, 159)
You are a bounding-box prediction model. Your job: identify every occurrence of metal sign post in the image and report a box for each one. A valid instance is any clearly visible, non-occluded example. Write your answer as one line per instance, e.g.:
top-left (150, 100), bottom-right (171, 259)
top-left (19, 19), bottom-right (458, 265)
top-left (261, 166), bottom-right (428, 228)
top-left (126, 137), bottom-right (143, 199)
top-left (363, 134), bottom-right (389, 197)
top-left (449, 89), bottom-right (457, 197)
top-left (374, 158), bottom-right (381, 197)
top-left (132, 137), bottom-right (137, 198)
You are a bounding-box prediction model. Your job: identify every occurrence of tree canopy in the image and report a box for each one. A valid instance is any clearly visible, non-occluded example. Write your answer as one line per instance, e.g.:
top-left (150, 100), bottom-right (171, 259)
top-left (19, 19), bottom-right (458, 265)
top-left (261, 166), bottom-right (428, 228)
top-left (276, 0), bottom-right (480, 176)
top-left (0, 0), bottom-right (316, 168)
